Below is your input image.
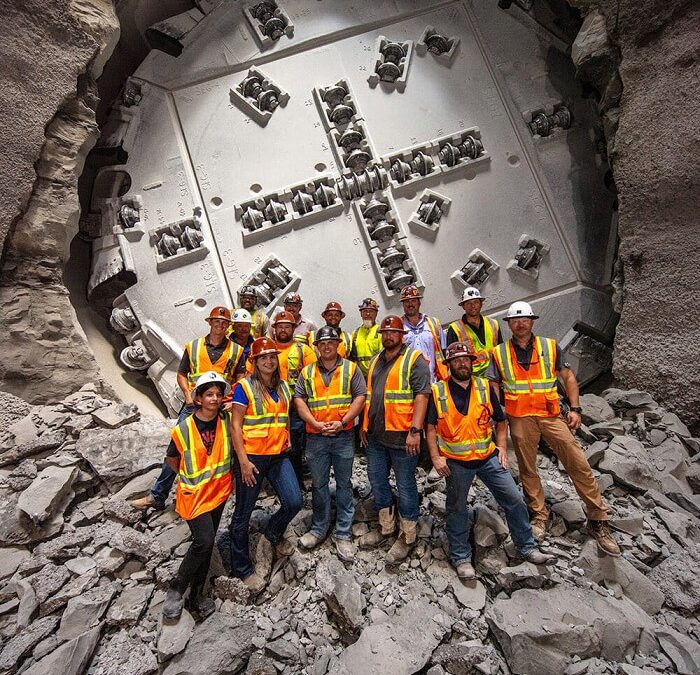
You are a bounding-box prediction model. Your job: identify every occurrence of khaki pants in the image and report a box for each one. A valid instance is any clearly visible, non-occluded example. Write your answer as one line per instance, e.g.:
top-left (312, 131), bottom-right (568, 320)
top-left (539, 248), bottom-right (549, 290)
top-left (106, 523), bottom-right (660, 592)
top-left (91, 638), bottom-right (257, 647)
top-left (508, 415), bottom-right (609, 522)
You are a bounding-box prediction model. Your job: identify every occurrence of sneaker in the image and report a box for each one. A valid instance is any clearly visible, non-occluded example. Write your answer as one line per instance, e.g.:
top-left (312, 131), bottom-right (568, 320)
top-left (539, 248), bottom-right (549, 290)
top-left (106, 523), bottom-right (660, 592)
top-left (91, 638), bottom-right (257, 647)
top-left (130, 495), bottom-right (164, 510)
top-left (456, 561), bottom-right (476, 580)
top-left (299, 532), bottom-right (322, 550)
top-left (334, 538), bottom-right (356, 562)
top-left (162, 588), bottom-right (184, 621)
top-left (587, 520), bottom-right (621, 557)
top-left (274, 538), bottom-right (295, 558)
top-left (531, 519), bottom-right (547, 542)
top-left (242, 573), bottom-right (266, 594)
top-left (521, 549), bottom-right (556, 565)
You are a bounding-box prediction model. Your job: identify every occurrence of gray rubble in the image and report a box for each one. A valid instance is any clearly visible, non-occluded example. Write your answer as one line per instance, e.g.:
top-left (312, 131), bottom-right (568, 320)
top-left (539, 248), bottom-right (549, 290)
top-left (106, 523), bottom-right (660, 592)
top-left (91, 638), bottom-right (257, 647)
top-left (0, 384), bottom-right (697, 674)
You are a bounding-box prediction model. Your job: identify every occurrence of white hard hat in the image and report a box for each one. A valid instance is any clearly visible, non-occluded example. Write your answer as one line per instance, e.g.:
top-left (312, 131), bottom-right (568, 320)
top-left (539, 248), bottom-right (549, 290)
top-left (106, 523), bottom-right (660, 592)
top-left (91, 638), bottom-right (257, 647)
top-left (232, 308), bottom-right (252, 324)
top-left (193, 371), bottom-right (231, 396)
top-left (504, 301), bottom-right (538, 320)
top-left (461, 287), bottom-right (483, 303)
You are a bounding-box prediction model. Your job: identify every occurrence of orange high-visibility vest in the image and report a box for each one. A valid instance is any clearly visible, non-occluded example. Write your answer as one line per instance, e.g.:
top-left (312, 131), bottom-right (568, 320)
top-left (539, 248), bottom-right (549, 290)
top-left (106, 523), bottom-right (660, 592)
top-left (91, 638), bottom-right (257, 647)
top-left (431, 377), bottom-right (496, 461)
top-left (171, 414), bottom-right (233, 521)
top-left (277, 342), bottom-right (316, 387)
top-left (492, 336), bottom-right (560, 418)
top-left (185, 337), bottom-right (243, 391)
top-left (300, 359), bottom-right (357, 434)
top-left (308, 329), bottom-right (353, 359)
top-left (363, 347), bottom-right (423, 432)
top-left (423, 316), bottom-right (449, 381)
top-left (239, 376), bottom-right (291, 455)
top-left (447, 316), bottom-right (499, 377)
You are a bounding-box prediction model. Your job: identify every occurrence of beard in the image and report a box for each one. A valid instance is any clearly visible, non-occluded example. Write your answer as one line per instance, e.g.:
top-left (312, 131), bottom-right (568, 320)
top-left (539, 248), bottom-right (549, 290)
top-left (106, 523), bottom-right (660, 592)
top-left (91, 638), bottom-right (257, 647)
top-left (451, 370), bottom-right (472, 382)
top-left (363, 319), bottom-right (374, 328)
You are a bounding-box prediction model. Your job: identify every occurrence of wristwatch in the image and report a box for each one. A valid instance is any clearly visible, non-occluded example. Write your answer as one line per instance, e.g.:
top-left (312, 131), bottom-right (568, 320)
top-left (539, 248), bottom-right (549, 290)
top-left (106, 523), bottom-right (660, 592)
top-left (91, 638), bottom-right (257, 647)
top-left (409, 426), bottom-right (421, 435)
top-left (570, 406), bottom-right (582, 414)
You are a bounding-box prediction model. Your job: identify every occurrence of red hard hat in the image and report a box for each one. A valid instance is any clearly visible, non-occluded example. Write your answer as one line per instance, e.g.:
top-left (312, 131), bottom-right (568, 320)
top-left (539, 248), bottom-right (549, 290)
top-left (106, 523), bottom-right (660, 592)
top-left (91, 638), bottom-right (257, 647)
top-left (400, 285), bottom-right (423, 301)
top-left (322, 301), bottom-right (346, 319)
top-left (445, 342), bottom-right (477, 362)
top-left (206, 306), bottom-right (232, 322)
top-left (378, 315), bottom-right (406, 333)
top-left (249, 337), bottom-right (279, 360)
top-left (272, 310), bottom-right (295, 326)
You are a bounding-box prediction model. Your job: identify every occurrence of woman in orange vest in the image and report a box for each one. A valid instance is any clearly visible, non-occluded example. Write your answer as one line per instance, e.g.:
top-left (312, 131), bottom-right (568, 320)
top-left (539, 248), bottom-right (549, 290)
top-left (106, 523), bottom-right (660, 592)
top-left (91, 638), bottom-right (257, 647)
top-left (162, 371), bottom-right (233, 622)
top-left (228, 337), bottom-right (303, 594)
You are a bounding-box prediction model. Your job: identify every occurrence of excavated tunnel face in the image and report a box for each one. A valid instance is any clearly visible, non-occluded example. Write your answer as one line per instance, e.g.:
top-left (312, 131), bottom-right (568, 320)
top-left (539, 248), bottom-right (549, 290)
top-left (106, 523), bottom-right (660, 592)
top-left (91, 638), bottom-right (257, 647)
top-left (80, 0), bottom-right (617, 415)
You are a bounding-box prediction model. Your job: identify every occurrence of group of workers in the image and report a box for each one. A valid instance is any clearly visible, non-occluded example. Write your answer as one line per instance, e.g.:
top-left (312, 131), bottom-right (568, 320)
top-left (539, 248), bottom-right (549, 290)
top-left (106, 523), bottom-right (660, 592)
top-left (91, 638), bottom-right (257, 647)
top-left (131, 284), bottom-right (621, 622)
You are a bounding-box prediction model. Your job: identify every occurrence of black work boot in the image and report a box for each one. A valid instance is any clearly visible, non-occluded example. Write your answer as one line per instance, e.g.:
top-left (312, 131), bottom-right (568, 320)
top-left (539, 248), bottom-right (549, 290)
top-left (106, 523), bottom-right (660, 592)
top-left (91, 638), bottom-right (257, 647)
top-left (163, 576), bottom-right (187, 621)
top-left (186, 585), bottom-right (216, 620)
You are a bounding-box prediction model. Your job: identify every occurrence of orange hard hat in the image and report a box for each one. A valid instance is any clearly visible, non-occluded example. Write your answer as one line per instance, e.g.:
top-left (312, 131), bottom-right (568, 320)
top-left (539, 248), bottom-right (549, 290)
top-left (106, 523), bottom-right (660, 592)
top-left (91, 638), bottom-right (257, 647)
top-left (321, 301), bottom-right (346, 319)
top-left (400, 285), bottom-right (423, 301)
top-left (378, 315), bottom-right (406, 333)
top-left (445, 342), bottom-right (477, 362)
top-left (206, 306), bottom-right (232, 322)
top-left (249, 337), bottom-right (280, 360)
top-left (272, 310), bottom-right (295, 326)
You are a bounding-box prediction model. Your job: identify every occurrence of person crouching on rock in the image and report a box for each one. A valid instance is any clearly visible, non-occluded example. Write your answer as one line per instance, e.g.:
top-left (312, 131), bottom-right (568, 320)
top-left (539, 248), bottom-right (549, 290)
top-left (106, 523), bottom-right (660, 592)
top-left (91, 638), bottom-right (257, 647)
top-left (228, 337), bottom-right (302, 594)
top-left (426, 343), bottom-right (555, 580)
top-left (163, 371), bottom-right (233, 621)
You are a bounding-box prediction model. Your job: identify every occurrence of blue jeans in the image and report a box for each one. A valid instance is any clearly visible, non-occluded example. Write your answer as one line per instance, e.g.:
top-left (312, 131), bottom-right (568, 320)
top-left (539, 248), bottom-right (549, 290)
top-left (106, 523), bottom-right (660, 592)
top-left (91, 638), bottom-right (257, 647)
top-left (288, 410), bottom-right (306, 486)
top-left (445, 453), bottom-right (537, 566)
top-left (229, 453), bottom-right (302, 578)
top-left (150, 404), bottom-right (195, 505)
top-left (306, 431), bottom-right (355, 540)
top-left (365, 437), bottom-right (420, 521)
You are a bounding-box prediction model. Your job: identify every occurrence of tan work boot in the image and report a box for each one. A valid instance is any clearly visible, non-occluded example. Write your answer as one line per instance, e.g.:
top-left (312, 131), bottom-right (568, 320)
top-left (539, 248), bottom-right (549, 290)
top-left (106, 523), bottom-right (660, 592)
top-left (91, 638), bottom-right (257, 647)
top-left (531, 518), bottom-right (548, 542)
top-left (587, 520), bottom-right (621, 557)
top-left (274, 538), bottom-right (295, 557)
top-left (386, 519), bottom-right (417, 564)
top-left (242, 573), bottom-right (266, 594)
top-left (456, 561), bottom-right (476, 580)
top-left (299, 532), bottom-right (322, 550)
top-left (333, 538), bottom-right (356, 562)
top-left (358, 506), bottom-right (396, 548)
top-left (130, 495), bottom-right (163, 510)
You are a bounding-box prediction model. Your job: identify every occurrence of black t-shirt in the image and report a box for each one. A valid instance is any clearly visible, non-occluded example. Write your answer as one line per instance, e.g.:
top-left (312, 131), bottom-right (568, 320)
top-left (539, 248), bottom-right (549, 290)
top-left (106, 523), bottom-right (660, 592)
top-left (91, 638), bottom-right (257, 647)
top-left (445, 315), bottom-right (503, 347)
top-left (426, 379), bottom-right (505, 467)
top-left (178, 337), bottom-right (233, 374)
top-left (167, 415), bottom-right (218, 458)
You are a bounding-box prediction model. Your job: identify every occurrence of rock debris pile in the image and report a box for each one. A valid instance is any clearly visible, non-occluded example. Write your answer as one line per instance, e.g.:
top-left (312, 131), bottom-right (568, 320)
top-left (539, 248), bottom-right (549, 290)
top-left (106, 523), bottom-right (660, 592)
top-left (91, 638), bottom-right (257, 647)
top-left (0, 385), bottom-right (698, 674)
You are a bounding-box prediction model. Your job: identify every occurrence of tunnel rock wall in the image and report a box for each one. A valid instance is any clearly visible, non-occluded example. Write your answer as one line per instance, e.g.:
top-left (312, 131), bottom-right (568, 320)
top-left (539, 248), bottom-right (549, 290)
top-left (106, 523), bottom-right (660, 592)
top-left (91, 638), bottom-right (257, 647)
top-left (0, 0), bottom-right (119, 403)
top-left (571, 0), bottom-right (700, 432)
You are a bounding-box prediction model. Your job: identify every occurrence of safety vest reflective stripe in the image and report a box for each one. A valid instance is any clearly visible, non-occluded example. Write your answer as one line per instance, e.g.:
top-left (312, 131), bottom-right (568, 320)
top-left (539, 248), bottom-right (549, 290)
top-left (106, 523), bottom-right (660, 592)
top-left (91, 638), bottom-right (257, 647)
top-left (449, 317), bottom-right (498, 365)
top-left (251, 311), bottom-right (266, 338)
top-left (172, 416), bottom-right (232, 487)
top-left (302, 360), bottom-right (356, 434)
top-left (186, 338), bottom-right (241, 388)
top-left (494, 337), bottom-right (557, 393)
top-left (239, 378), bottom-right (291, 426)
top-left (431, 377), bottom-right (495, 460)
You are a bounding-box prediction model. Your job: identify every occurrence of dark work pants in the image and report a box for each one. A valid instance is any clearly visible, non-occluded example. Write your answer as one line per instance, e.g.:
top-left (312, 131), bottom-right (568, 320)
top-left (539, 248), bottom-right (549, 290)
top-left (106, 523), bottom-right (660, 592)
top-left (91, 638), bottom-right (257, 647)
top-left (174, 501), bottom-right (226, 596)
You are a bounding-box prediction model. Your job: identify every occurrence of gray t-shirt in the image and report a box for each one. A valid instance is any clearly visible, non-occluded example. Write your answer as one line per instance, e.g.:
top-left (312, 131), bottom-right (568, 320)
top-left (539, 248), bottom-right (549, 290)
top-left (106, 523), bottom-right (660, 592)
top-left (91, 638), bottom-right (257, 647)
top-left (367, 346), bottom-right (431, 448)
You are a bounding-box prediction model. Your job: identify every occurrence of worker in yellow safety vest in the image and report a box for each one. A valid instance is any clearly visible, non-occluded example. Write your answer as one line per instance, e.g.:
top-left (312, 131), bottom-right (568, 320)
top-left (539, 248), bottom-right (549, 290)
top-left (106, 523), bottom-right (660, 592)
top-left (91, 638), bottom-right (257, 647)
top-left (236, 285), bottom-right (270, 338)
top-left (162, 372), bottom-right (234, 621)
top-left (445, 286), bottom-right (502, 377)
top-left (350, 297), bottom-right (383, 378)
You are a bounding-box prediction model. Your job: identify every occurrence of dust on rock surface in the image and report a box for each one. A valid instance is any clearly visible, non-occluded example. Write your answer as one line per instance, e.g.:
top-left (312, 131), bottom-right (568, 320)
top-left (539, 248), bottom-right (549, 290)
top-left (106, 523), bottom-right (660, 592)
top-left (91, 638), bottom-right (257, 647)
top-left (0, 384), bottom-right (697, 674)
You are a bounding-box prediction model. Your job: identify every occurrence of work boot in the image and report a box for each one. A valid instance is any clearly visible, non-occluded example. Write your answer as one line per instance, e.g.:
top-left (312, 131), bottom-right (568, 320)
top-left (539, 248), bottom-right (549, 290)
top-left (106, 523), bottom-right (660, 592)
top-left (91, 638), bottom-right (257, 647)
top-left (333, 538), bottom-right (356, 562)
top-left (587, 520), bottom-right (621, 557)
top-left (242, 573), bottom-right (266, 595)
top-left (162, 588), bottom-right (185, 621)
top-left (385, 519), bottom-right (416, 564)
top-left (531, 518), bottom-right (548, 542)
top-left (187, 591), bottom-right (216, 620)
top-left (274, 538), bottom-right (295, 558)
top-left (130, 494), bottom-right (164, 510)
top-left (522, 549), bottom-right (556, 565)
top-left (358, 506), bottom-right (396, 549)
top-left (299, 532), bottom-right (322, 550)
top-left (455, 561), bottom-right (476, 580)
